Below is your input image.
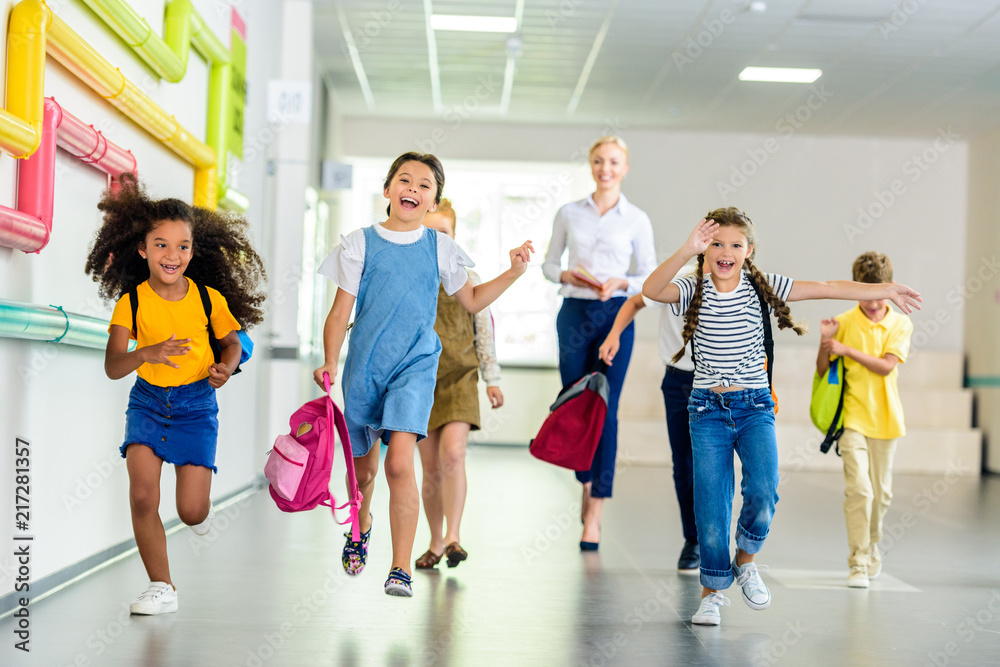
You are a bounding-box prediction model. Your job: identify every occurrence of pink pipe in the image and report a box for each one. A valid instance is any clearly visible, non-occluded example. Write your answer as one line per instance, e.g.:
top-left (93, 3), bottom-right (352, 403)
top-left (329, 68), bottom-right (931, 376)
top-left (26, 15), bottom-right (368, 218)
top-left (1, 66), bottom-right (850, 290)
top-left (3, 98), bottom-right (137, 254)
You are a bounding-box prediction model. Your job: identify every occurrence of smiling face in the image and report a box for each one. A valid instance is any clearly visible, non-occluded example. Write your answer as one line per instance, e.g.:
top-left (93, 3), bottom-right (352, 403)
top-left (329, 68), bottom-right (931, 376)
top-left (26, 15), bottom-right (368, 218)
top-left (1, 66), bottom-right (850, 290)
top-left (138, 219), bottom-right (193, 291)
top-left (704, 225), bottom-right (753, 290)
top-left (383, 161), bottom-right (439, 224)
top-left (589, 142), bottom-right (629, 192)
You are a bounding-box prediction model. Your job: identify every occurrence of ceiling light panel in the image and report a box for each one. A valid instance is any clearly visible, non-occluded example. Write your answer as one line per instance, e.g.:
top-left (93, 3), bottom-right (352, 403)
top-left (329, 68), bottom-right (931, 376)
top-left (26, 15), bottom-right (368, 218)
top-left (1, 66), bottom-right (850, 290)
top-left (431, 14), bottom-right (517, 32)
top-left (739, 66), bottom-right (822, 82)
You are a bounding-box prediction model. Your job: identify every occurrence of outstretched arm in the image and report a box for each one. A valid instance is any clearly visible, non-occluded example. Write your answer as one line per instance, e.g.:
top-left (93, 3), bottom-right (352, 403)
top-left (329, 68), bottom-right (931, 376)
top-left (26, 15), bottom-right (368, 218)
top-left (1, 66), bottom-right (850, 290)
top-left (454, 241), bottom-right (534, 314)
top-left (313, 288), bottom-right (356, 389)
top-left (822, 338), bottom-right (900, 377)
top-left (598, 294), bottom-right (645, 365)
top-left (643, 218), bottom-right (718, 303)
top-left (788, 281), bottom-right (921, 313)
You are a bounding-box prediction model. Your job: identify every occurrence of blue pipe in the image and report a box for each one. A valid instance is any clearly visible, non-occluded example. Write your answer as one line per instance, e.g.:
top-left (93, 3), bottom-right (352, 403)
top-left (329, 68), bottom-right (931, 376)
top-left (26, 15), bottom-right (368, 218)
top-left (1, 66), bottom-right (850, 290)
top-left (0, 299), bottom-right (118, 350)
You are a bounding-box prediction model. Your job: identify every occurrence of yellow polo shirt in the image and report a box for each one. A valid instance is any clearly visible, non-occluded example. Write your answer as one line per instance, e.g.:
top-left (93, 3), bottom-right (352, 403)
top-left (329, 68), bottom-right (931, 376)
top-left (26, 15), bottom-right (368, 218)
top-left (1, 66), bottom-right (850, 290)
top-left (109, 278), bottom-right (241, 387)
top-left (832, 304), bottom-right (913, 440)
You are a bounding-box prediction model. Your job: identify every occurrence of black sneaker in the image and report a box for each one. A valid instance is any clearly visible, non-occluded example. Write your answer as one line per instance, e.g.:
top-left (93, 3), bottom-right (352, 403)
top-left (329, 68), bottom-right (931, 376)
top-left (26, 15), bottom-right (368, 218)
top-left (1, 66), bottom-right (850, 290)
top-left (678, 541), bottom-right (700, 571)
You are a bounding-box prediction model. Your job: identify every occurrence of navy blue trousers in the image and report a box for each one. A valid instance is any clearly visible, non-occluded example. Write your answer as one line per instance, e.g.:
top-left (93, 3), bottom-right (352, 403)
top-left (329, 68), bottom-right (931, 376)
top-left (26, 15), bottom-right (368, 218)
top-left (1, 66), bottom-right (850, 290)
top-left (555, 297), bottom-right (633, 498)
top-left (661, 366), bottom-right (698, 543)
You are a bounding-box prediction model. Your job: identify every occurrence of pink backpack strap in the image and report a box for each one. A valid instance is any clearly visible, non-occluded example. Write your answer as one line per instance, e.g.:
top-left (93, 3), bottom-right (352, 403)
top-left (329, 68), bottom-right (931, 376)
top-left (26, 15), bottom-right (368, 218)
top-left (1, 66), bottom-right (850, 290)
top-left (322, 374), bottom-right (363, 541)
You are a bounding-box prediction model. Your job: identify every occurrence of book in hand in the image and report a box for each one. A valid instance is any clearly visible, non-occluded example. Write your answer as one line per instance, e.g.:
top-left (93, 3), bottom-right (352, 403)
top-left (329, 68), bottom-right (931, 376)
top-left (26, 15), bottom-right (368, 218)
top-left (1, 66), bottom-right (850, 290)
top-left (571, 266), bottom-right (603, 289)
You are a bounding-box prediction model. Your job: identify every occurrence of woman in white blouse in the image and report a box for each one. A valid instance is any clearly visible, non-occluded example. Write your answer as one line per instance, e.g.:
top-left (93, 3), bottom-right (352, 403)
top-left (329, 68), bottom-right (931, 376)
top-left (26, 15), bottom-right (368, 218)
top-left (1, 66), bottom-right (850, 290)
top-left (542, 135), bottom-right (657, 550)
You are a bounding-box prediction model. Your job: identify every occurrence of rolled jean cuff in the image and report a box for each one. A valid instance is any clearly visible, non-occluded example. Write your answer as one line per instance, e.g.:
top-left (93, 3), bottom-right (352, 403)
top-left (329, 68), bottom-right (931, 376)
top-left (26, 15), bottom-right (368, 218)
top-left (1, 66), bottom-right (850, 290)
top-left (700, 565), bottom-right (734, 591)
top-left (736, 525), bottom-right (768, 554)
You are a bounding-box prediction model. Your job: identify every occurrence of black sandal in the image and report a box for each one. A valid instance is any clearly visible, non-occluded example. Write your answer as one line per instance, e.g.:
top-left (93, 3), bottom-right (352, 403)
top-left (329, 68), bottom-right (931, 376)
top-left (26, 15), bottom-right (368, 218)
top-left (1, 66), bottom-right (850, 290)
top-left (444, 542), bottom-right (468, 568)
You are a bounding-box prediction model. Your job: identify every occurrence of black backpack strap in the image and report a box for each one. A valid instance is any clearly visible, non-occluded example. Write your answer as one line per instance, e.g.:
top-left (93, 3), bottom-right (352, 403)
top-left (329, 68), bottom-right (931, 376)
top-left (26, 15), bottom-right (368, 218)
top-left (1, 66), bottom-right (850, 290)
top-left (195, 281), bottom-right (222, 365)
top-left (822, 360), bottom-right (847, 455)
top-left (752, 281), bottom-right (774, 390)
top-left (128, 286), bottom-right (139, 339)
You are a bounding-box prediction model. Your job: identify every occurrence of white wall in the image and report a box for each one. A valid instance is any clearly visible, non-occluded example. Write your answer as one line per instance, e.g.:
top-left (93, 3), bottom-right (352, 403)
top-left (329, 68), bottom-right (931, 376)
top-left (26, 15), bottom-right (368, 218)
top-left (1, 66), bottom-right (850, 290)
top-left (0, 0), bottom-right (284, 597)
top-left (339, 118), bottom-right (968, 352)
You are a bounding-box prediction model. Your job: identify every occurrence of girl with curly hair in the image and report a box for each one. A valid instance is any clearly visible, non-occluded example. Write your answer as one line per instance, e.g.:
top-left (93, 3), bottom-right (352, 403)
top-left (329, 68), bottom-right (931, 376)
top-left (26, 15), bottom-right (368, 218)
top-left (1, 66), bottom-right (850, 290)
top-left (84, 174), bottom-right (265, 615)
top-left (643, 208), bottom-right (920, 627)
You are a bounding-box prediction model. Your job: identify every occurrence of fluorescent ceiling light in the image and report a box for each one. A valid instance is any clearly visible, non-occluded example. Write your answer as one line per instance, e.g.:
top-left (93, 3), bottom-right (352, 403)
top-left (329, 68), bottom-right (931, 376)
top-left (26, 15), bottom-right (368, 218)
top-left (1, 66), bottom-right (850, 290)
top-left (739, 67), bottom-right (822, 83)
top-left (431, 14), bottom-right (517, 33)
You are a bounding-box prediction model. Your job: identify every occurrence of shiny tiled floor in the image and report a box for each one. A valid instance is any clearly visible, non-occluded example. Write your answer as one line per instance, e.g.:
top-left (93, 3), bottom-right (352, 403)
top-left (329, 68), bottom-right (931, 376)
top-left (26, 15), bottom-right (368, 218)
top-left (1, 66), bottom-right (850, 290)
top-left (4, 446), bottom-right (1000, 666)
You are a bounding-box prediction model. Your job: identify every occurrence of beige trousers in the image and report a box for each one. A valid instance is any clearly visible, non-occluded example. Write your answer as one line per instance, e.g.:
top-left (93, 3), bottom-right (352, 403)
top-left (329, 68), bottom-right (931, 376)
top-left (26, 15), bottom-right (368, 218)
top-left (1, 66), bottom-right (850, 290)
top-left (840, 428), bottom-right (898, 568)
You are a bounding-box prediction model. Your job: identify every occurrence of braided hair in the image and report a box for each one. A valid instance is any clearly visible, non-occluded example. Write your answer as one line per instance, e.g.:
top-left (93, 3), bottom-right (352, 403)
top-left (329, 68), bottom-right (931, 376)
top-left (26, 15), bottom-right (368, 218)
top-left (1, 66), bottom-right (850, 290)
top-left (670, 207), bottom-right (805, 364)
top-left (85, 173), bottom-right (267, 328)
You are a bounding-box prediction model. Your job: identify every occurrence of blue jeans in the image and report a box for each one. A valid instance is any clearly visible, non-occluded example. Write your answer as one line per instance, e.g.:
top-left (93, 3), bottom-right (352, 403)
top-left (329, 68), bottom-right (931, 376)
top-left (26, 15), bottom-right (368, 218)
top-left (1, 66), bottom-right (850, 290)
top-left (688, 387), bottom-right (779, 590)
top-left (662, 367), bottom-right (697, 543)
top-left (556, 297), bottom-right (632, 498)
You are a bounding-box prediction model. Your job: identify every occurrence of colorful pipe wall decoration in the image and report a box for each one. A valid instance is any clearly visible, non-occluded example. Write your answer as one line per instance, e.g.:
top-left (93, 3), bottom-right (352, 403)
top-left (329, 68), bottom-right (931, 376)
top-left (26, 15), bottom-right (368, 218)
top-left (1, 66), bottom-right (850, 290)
top-left (0, 0), bottom-right (249, 253)
top-left (1, 98), bottom-right (136, 253)
top-left (0, 299), bottom-right (119, 350)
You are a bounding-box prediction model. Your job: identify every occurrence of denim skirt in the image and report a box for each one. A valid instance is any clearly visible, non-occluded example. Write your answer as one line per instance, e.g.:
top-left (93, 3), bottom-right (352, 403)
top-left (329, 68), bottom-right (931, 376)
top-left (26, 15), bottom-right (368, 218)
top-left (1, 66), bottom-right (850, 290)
top-left (121, 377), bottom-right (219, 472)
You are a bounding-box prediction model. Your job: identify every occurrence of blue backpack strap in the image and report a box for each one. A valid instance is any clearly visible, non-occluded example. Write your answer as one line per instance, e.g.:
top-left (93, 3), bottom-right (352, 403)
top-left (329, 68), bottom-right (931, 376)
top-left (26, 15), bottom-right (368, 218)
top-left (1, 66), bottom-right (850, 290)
top-left (128, 286), bottom-right (139, 339)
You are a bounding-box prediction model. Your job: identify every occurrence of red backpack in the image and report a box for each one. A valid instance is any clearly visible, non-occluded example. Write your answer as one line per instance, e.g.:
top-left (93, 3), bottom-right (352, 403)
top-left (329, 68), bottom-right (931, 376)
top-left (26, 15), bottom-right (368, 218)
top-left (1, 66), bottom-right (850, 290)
top-left (264, 374), bottom-right (362, 539)
top-left (529, 369), bottom-right (609, 471)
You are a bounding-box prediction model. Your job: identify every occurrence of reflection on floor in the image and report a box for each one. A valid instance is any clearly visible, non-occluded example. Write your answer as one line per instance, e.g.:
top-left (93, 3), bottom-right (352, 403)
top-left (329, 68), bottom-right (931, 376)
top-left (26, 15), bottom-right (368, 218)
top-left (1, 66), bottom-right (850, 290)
top-left (3, 446), bottom-right (999, 666)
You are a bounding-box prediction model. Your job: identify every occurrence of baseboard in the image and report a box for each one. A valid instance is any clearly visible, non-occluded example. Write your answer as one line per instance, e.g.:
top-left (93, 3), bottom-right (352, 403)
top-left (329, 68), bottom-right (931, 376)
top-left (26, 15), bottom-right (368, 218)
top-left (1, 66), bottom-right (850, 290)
top-left (0, 481), bottom-right (263, 619)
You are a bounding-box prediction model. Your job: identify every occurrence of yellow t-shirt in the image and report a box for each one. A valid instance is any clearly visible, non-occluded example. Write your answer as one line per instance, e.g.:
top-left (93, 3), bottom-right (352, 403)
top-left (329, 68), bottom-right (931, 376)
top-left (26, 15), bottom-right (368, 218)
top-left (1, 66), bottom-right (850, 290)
top-left (833, 304), bottom-right (913, 440)
top-left (109, 278), bottom-right (241, 387)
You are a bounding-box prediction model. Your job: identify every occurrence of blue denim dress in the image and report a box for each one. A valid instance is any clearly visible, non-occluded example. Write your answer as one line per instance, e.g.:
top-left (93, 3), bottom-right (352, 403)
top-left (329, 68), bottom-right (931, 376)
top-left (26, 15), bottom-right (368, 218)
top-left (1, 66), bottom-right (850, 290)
top-left (341, 225), bottom-right (442, 455)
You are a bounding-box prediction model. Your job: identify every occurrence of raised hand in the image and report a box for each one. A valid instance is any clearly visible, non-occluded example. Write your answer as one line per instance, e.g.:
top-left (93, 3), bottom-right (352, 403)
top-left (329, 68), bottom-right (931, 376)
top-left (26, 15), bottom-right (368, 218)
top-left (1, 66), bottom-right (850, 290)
top-left (887, 283), bottom-right (922, 314)
top-left (509, 240), bottom-right (535, 276)
top-left (142, 334), bottom-right (191, 368)
top-left (685, 218), bottom-right (720, 257)
top-left (820, 318), bottom-right (839, 340)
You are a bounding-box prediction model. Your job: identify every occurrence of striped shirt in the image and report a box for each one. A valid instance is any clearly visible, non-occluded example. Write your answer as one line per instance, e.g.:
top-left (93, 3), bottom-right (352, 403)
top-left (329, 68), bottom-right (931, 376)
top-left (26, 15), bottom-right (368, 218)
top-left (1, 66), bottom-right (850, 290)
top-left (670, 272), bottom-right (794, 389)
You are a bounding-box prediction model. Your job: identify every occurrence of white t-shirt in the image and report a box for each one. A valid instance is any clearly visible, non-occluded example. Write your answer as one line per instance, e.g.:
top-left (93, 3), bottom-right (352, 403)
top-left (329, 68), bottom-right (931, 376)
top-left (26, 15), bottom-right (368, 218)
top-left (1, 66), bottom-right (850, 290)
top-left (317, 224), bottom-right (473, 296)
top-left (670, 271), bottom-right (794, 389)
top-left (641, 261), bottom-right (697, 372)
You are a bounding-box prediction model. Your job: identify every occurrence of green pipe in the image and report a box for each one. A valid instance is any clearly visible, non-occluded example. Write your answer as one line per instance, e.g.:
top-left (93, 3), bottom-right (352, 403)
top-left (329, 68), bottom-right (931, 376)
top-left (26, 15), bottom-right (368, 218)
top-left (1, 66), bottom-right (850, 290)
top-left (0, 299), bottom-right (118, 350)
top-left (78, 0), bottom-right (242, 210)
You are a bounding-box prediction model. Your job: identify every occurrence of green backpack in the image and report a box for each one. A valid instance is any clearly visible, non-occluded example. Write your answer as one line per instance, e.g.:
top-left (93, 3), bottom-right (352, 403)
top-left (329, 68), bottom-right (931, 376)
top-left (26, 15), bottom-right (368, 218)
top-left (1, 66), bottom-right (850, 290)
top-left (810, 356), bottom-right (847, 455)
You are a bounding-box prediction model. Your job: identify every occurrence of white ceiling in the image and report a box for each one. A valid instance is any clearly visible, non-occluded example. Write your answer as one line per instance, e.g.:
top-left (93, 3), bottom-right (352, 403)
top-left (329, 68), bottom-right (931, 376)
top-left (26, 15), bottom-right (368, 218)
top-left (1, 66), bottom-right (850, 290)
top-left (314, 0), bottom-right (1000, 137)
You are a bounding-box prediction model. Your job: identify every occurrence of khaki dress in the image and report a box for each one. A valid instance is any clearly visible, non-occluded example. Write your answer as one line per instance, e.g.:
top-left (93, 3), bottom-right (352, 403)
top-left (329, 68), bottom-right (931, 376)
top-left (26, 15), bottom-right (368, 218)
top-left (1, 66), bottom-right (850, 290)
top-left (427, 271), bottom-right (501, 432)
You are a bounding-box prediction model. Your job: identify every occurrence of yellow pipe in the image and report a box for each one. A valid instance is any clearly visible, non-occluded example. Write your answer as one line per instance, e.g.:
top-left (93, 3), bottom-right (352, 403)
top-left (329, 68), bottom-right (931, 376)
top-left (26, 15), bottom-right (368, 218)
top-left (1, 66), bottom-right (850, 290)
top-left (2, 0), bottom-right (231, 208)
top-left (4, 0), bottom-right (48, 158)
top-left (43, 9), bottom-right (217, 200)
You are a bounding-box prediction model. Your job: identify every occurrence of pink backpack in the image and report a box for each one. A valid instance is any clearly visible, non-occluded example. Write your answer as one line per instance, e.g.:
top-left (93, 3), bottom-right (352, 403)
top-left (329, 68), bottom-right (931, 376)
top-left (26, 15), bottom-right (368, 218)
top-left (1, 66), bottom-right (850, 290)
top-left (264, 374), bottom-right (362, 540)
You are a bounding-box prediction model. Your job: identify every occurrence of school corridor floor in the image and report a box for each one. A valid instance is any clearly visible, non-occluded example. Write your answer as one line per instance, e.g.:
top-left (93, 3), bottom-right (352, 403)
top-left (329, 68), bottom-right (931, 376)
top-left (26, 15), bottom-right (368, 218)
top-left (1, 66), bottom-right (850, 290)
top-left (3, 445), bottom-right (999, 666)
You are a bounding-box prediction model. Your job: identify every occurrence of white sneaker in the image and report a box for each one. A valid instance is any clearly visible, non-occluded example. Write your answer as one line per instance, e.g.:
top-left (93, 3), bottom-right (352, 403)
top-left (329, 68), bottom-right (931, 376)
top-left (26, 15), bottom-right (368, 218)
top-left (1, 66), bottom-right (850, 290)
top-left (129, 582), bottom-right (178, 615)
top-left (733, 559), bottom-right (770, 610)
top-left (190, 506), bottom-right (214, 536)
top-left (692, 592), bottom-right (730, 626)
top-left (847, 566), bottom-right (870, 588)
top-left (868, 544), bottom-right (882, 579)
